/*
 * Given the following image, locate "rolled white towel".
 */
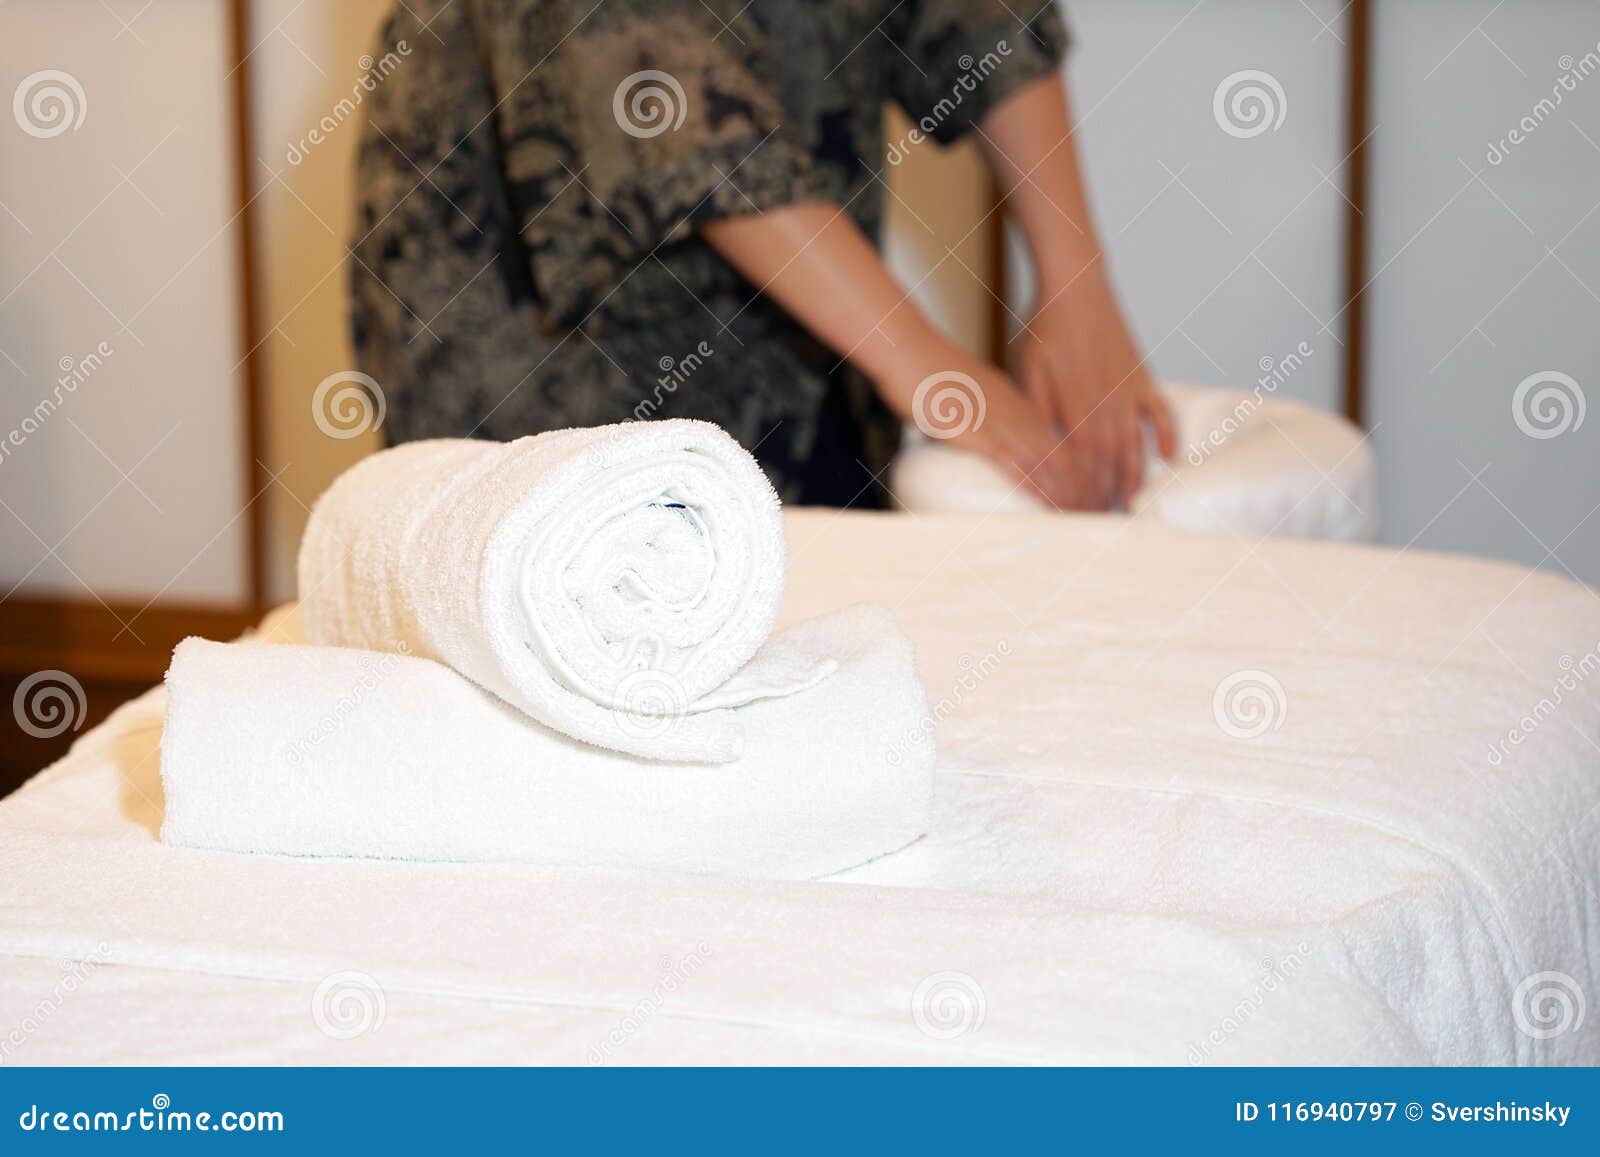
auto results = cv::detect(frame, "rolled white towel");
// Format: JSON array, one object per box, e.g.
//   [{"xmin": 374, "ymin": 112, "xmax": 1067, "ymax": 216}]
[
  {"xmin": 159, "ymin": 606, "xmax": 935, "ymax": 879},
  {"xmin": 298, "ymin": 420, "xmax": 822, "ymax": 763}
]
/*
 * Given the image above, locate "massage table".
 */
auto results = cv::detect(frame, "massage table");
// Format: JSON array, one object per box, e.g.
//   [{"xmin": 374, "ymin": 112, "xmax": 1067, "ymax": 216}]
[
  {"xmin": 1, "ymin": 510, "xmax": 1596, "ymax": 1064},
  {"xmin": 892, "ymin": 382, "xmax": 1379, "ymax": 542}
]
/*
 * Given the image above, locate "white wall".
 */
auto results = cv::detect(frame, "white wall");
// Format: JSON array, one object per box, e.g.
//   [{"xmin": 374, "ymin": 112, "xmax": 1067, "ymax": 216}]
[
  {"xmin": 1011, "ymin": 0, "xmax": 1352, "ymax": 411},
  {"xmin": 0, "ymin": 0, "xmax": 248, "ymax": 604},
  {"xmin": 1366, "ymin": 0, "xmax": 1600, "ymax": 582}
]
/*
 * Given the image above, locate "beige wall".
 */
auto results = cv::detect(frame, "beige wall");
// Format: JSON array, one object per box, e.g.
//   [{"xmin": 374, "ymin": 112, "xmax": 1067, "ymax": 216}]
[
  {"xmin": 1, "ymin": 0, "xmax": 248, "ymax": 604},
  {"xmin": 881, "ymin": 108, "xmax": 996, "ymax": 363},
  {"xmin": 248, "ymin": 0, "xmax": 392, "ymax": 602}
]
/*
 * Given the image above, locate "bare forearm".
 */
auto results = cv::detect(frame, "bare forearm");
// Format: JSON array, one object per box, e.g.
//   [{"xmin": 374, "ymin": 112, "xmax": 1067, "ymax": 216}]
[
  {"xmin": 700, "ymin": 200, "xmax": 1083, "ymax": 507},
  {"xmin": 700, "ymin": 202, "xmax": 948, "ymax": 403},
  {"xmin": 977, "ymin": 73, "xmax": 1103, "ymax": 295},
  {"xmin": 976, "ymin": 70, "xmax": 1175, "ymax": 498}
]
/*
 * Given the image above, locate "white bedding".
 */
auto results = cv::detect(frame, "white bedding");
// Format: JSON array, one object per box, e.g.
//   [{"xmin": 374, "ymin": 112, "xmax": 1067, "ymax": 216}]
[{"xmin": 2, "ymin": 510, "xmax": 1597, "ymax": 1065}]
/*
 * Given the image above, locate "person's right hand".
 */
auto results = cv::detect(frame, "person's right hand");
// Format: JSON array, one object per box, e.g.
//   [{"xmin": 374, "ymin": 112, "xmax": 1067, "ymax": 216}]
[
  {"xmin": 874, "ymin": 347, "xmax": 1089, "ymax": 510},
  {"xmin": 697, "ymin": 205, "xmax": 1094, "ymax": 508}
]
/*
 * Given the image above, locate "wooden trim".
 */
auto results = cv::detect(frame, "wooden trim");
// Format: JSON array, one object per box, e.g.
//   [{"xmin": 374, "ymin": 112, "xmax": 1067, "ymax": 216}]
[
  {"xmin": 1341, "ymin": 0, "xmax": 1372, "ymax": 428},
  {"xmin": 228, "ymin": 0, "xmax": 269, "ymax": 609},
  {"xmin": 0, "ymin": 597, "xmax": 261, "ymax": 685}
]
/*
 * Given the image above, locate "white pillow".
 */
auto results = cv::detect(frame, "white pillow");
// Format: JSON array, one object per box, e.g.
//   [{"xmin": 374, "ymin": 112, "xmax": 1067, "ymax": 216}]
[{"xmin": 889, "ymin": 382, "xmax": 1378, "ymax": 542}]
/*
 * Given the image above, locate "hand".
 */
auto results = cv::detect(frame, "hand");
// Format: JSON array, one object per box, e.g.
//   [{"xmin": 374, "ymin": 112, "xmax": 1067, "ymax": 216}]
[
  {"xmin": 873, "ymin": 344, "xmax": 1087, "ymax": 509},
  {"xmin": 697, "ymin": 202, "xmax": 1112, "ymax": 508},
  {"xmin": 1018, "ymin": 269, "xmax": 1176, "ymax": 509}
]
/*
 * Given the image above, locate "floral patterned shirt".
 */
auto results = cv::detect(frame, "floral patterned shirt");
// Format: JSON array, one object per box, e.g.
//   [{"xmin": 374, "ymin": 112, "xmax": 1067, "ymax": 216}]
[{"xmin": 351, "ymin": 0, "xmax": 1068, "ymax": 504}]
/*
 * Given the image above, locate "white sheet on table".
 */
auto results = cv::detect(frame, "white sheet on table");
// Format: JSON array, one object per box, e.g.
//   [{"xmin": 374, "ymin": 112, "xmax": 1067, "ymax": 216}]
[{"xmin": 1, "ymin": 509, "xmax": 1596, "ymax": 1065}]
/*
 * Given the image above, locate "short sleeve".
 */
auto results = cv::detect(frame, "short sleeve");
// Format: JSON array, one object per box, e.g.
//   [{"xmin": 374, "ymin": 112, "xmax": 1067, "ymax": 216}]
[
  {"xmin": 890, "ymin": 0, "xmax": 1071, "ymax": 145},
  {"xmin": 470, "ymin": 0, "xmax": 835, "ymax": 329}
]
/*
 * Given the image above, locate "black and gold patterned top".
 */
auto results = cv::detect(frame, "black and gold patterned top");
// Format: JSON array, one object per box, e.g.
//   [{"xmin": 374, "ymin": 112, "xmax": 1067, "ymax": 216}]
[{"xmin": 351, "ymin": 0, "xmax": 1068, "ymax": 505}]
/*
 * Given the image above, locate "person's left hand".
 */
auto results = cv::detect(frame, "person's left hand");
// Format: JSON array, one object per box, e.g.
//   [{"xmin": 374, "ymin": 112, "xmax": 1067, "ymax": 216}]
[{"xmin": 1017, "ymin": 269, "xmax": 1176, "ymax": 508}]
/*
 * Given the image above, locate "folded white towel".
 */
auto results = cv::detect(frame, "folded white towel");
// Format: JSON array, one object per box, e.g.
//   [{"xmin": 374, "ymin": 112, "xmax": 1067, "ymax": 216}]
[
  {"xmin": 298, "ymin": 420, "xmax": 819, "ymax": 763},
  {"xmin": 160, "ymin": 606, "xmax": 934, "ymax": 879}
]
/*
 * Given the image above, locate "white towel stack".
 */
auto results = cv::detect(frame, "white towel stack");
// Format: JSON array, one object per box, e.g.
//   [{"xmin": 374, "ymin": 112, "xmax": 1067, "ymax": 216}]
[
  {"xmin": 159, "ymin": 421, "xmax": 935, "ymax": 878},
  {"xmin": 297, "ymin": 421, "xmax": 821, "ymax": 762}
]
